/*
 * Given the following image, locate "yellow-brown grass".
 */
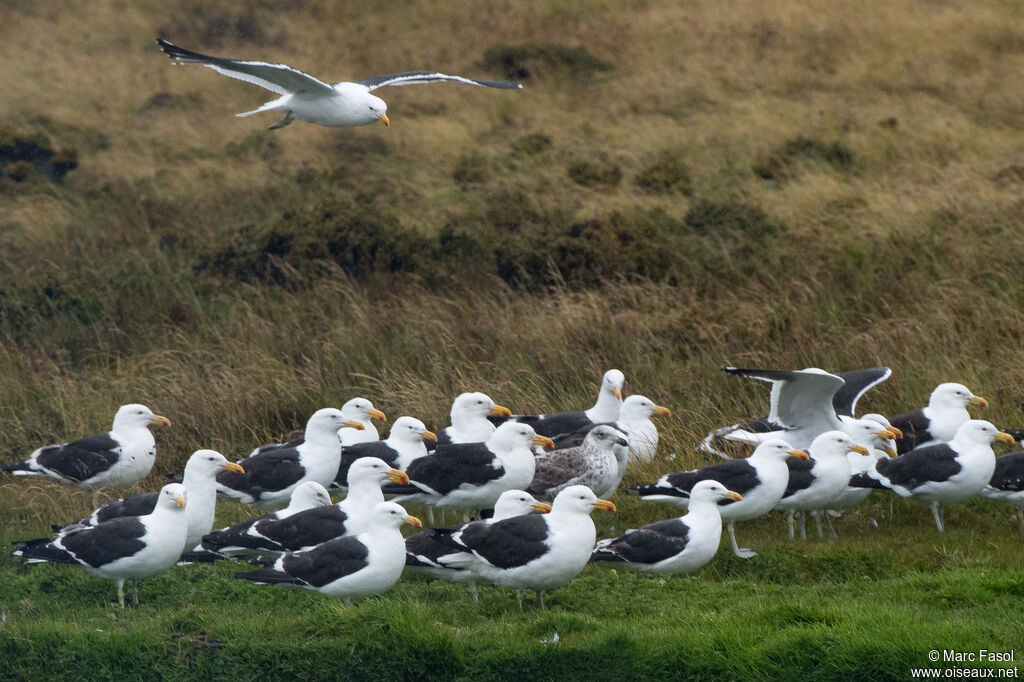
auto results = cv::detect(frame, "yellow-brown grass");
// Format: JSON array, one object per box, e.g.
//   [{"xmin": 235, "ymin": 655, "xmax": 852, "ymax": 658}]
[{"xmin": 2, "ymin": 0, "xmax": 1024, "ymax": 535}]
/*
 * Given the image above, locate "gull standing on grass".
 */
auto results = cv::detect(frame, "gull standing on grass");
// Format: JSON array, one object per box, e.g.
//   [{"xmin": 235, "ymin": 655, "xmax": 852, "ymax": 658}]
[
  {"xmin": 775, "ymin": 431, "xmax": 864, "ymax": 540},
  {"xmin": 591, "ymin": 480, "xmax": 742, "ymax": 574},
  {"xmin": 629, "ymin": 438, "xmax": 807, "ymax": 558},
  {"xmin": 982, "ymin": 441, "xmax": 1024, "ymax": 533},
  {"xmin": 201, "ymin": 458, "xmax": 407, "ymax": 557},
  {"xmin": 13, "ymin": 484, "xmax": 189, "ymax": 608},
  {"xmin": 333, "ymin": 416, "xmax": 437, "ymax": 489},
  {"xmin": 437, "ymin": 485, "xmax": 615, "ymax": 610},
  {"xmin": 887, "ymin": 383, "xmax": 989, "ymax": 454},
  {"xmin": 850, "ymin": 419, "xmax": 1013, "ymax": 531},
  {"xmin": 52, "ymin": 449, "xmax": 243, "ymax": 552},
  {"xmin": 2, "ymin": 404, "xmax": 171, "ymax": 490},
  {"xmin": 234, "ymin": 502, "xmax": 422, "ymax": 603},
  {"xmin": 182, "ymin": 481, "xmax": 332, "ymax": 562},
  {"xmin": 432, "ymin": 393, "xmax": 512, "ymax": 449},
  {"xmin": 549, "ymin": 394, "xmax": 672, "ymax": 461},
  {"xmin": 404, "ymin": 489, "xmax": 551, "ymax": 601},
  {"xmin": 382, "ymin": 422, "xmax": 553, "ymax": 518},
  {"xmin": 528, "ymin": 424, "xmax": 630, "ymax": 500},
  {"xmin": 216, "ymin": 408, "xmax": 362, "ymax": 509},
  {"xmin": 338, "ymin": 398, "xmax": 387, "ymax": 446},
  {"xmin": 490, "ymin": 369, "xmax": 626, "ymax": 441},
  {"xmin": 156, "ymin": 38, "xmax": 522, "ymax": 130}
]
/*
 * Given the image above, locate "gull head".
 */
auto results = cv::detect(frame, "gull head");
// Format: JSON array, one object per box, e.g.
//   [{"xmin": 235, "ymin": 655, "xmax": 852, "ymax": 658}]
[
  {"xmin": 930, "ymin": 382, "xmax": 987, "ymax": 410},
  {"xmin": 367, "ymin": 94, "xmax": 389, "ymax": 127},
  {"xmin": 954, "ymin": 419, "xmax": 1014, "ymax": 447},
  {"xmin": 113, "ymin": 404, "xmax": 171, "ymax": 431}
]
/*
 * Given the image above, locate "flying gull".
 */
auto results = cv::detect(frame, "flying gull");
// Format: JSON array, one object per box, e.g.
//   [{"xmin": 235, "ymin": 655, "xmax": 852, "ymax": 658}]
[{"xmin": 156, "ymin": 38, "xmax": 522, "ymax": 130}]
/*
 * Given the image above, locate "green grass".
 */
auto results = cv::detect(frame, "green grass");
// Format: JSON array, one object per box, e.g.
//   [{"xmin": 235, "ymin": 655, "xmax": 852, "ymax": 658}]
[
  {"xmin": 3, "ymin": 498, "xmax": 1024, "ymax": 680},
  {"xmin": 5, "ymin": 0, "xmax": 1024, "ymax": 677}
]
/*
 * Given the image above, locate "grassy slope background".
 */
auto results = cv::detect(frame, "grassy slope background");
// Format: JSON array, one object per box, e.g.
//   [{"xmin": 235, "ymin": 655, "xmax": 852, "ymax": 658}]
[{"xmin": 2, "ymin": 0, "xmax": 1024, "ymax": 678}]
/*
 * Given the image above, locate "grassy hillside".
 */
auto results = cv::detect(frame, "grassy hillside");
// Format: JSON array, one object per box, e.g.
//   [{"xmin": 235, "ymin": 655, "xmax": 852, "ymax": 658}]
[{"xmin": 3, "ymin": 0, "xmax": 1024, "ymax": 678}]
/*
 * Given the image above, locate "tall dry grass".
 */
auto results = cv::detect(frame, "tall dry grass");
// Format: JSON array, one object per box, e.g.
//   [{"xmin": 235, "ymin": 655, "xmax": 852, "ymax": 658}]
[{"xmin": 2, "ymin": 0, "xmax": 1024, "ymax": 536}]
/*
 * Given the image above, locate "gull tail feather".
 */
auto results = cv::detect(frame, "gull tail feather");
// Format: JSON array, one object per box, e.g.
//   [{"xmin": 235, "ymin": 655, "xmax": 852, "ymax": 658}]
[{"xmin": 236, "ymin": 96, "xmax": 289, "ymax": 118}]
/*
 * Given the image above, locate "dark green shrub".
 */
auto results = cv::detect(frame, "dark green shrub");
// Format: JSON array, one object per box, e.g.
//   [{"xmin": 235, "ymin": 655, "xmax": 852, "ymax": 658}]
[
  {"xmin": 196, "ymin": 198, "xmax": 429, "ymax": 286},
  {"xmin": 137, "ymin": 92, "xmax": 204, "ymax": 114},
  {"xmin": 753, "ymin": 136, "xmax": 856, "ymax": 180},
  {"xmin": 670, "ymin": 200, "xmax": 787, "ymax": 293},
  {"xmin": 482, "ymin": 44, "xmax": 615, "ymax": 82},
  {"xmin": 453, "ymin": 153, "xmax": 491, "ymax": 187},
  {"xmin": 0, "ymin": 129, "xmax": 78, "ymax": 182},
  {"xmin": 567, "ymin": 158, "xmax": 622, "ymax": 187},
  {"xmin": 483, "ymin": 188, "xmax": 548, "ymax": 232},
  {"xmin": 683, "ymin": 200, "xmax": 780, "ymax": 240},
  {"xmin": 224, "ymin": 130, "xmax": 277, "ymax": 160},
  {"xmin": 635, "ymin": 150, "xmax": 692, "ymax": 195},
  {"xmin": 511, "ymin": 132, "xmax": 552, "ymax": 155},
  {"xmin": 494, "ymin": 209, "xmax": 680, "ymax": 288}
]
